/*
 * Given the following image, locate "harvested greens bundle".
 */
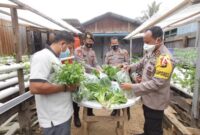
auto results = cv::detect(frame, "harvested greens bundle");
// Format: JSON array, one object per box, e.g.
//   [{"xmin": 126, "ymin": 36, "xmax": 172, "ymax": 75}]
[
  {"xmin": 73, "ymin": 73, "xmax": 127, "ymax": 108},
  {"xmin": 115, "ymin": 70, "xmax": 132, "ymax": 83},
  {"xmin": 102, "ymin": 65, "xmax": 120, "ymax": 80},
  {"xmin": 54, "ymin": 61, "xmax": 85, "ymax": 85}
]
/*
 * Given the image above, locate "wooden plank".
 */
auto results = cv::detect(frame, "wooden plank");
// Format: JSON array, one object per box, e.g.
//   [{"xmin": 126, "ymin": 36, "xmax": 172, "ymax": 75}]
[
  {"xmin": 171, "ymin": 95, "xmax": 192, "ymax": 113},
  {"xmin": 192, "ymin": 21, "xmax": 200, "ymax": 119},
  {"xmin": 0, "ymin": 113, "xmax": 18, "ymax": 128},
  {"xmin": 83, "ymin": 107, "xmax": 88, "ymax": 135},
  {"xmin": 187, "ymin": 127, "xmax": 200, "ymax": 135},
  {"xmin": 0, "ymin": 105, "xmax": 19, "ymax": 125},
  {"xmin": 5, "ymin": 122, "xmax": 19, "ymax": 135},
  {"xmin": 164, "ymin": 107, "xmax": 192, "ymax": 135},
  {"xmin": 84, "ymin": 115, "xmax": 127, "ymax": 122},
  {"xmin": 0, "ymin": 3, "xmax": 22, "ymax": 9},
  {"xmin": 10, "ymin": 8, "xmax": 31, "ymax": 135}
]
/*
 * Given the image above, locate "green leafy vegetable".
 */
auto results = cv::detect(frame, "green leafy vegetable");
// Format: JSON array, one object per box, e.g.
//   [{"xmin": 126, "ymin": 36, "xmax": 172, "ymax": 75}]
[
  {"xmin": 54, "ymin": 61, "xmax": 85, "ymax": 85},
  {"xmin": 73, "ymin": 73, "xmax": 128, "ymax": 108},
  {"xmin": 102, "ymin": 65, "xmax": 120, "ymax": 80}
]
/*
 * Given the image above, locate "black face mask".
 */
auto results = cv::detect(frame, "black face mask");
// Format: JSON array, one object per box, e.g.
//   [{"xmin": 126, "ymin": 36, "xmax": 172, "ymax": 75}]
[
  {"xmin": 85, "ymin": 43, "xmax": 93, "ymax": 48},
  {"xmin": 111, "ymin": 45, "xmax": 119, "ymax": 51}
]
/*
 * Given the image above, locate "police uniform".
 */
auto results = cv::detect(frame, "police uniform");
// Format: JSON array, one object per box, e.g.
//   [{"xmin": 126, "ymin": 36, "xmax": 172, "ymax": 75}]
[
  {"xmin": 74, "ymin": 45, "xmax": 98, "ymax": 73},
  {"xmin": 73, "ymin": 33, "xmax": 99, "ymax": 123},
  {"xmin": 105, "ymin": 47, "xmax": 130, "ymax": 116},
  {"xmin": 105, "ymin": 48, "xmax": 129, "ymax": 66},
  {"xmin": 130, "ymin": 44, "xmax": 174, "ymax": 135}
]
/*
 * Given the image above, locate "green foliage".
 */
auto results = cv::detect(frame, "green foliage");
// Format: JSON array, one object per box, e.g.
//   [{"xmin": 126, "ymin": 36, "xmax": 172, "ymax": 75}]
[
  {"xmin": 73, "ymin": 73, "xmax": 127, "ymax": 108},
  {"xmin": 172, "ymin": 64, "xmax": 196, "ymax": 92},
  {"xmin": 102, "ymin": 65, "xmax": 120, "ymax": 80},
  {"xmin": 54, "ymin": 61, "xmax": 85, "ymax": 85},
  {"xmin": 172, "ymin": 48, "xmax": 197, "ymax": 93},
  {"xmin": 140, "ymin": 1, "xmax": 161, "ymax": 21},
  {"xmin": 173, "ymin": 48, "xmax": 197, "ymax": 67}
]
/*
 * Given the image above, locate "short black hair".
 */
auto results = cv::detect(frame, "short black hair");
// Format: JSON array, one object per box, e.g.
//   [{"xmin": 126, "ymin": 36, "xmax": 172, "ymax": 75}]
[
  {"xmin": 147, "ymin": 26, "xmax": 163, "ymax": 40},
  {"xmin": 53, "ymin": 31, "xmax": 74, "ymax": 44}
]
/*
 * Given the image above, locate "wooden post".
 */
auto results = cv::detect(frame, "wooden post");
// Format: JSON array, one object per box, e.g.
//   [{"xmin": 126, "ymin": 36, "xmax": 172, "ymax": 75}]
[
  {"xmin": 10, "ymin": 8, "xmax": 31, "ymax": 135},
  {"xmin": 83, "ymin": 107, "xmax": 89, "ymax": 135},
  {"xmin": 130, "ymin": 39, "xmax": 132, "ymax": 63},
  {"xmin": 192, "ymin": 21, "xmax": 200, "ymax": 120},
  {"xmin": 183, "ymin": 36, "xmax": 188, "ymax": 48}
]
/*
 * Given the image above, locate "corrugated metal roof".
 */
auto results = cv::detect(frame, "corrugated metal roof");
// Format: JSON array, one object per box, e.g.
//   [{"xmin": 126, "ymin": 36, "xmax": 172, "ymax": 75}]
[
  {"xmin": 82, "ymin": 12, "xmax": 141, "ymax": 26},
  {"xmin": 157, "ymin": 3, "xmax": 200, "ymax": 29},
  {"xmin": 125, "ymin": 0, "xmax": 191, "ymax": 39},
  {"xmin": 0, "ymin": 0, "xmax": 81, "ymax": 33},
  {"xmin": 128, "ymin": 2, "xmax": 200, "ymax": 39},
  {"xmin": 93, "ymin": 33, "xmax": 129, "ymax": 37}
]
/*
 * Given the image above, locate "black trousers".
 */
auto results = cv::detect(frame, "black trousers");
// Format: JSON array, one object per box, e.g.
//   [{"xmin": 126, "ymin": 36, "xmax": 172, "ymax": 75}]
[
  {"xmin": 73, "ymin": 102, "xmax": 93, "ymax": 117},
  {"xmin": 143, "ymin": 105, "xmax": 164, "ymax": 135}
]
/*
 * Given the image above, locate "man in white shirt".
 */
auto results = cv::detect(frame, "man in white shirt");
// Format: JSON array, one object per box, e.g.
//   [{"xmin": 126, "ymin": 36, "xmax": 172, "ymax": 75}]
[{"xmin": 30, "ymin": 32, "xmax": 76, "ymax": 135}]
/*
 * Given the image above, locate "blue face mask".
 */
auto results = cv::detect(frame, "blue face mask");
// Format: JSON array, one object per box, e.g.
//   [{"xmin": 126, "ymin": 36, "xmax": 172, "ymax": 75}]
[{"xmin": 59, "ymin": 48, "xmax": 70, "ymax": 59}]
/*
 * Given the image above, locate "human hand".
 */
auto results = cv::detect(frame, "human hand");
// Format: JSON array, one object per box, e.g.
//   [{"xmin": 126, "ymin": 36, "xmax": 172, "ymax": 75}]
[
  {"xmin": 122, "ymin": 64, "xmax": 131, "ymax": 72},
  {"xmin": 120, "ymin": 83, "xmax": 133, "ymax": 91},
  {"xmin": 65, "ymin": 84, "xmax": 79, "ymax": 92}
]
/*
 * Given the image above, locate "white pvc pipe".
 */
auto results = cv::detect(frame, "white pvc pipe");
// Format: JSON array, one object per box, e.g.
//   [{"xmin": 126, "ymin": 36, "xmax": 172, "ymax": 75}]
[
  {"xmin": 0, "ymin": 71, "xmax": 17, "ymax": 81},
  {"xmin": 0, "ymin": 82, "xmax": 29, "ymax": 100},
  {"xmin": 0, "ymin": 62, "xmax": 30, "ymax": 73},
  {"xmin": 0, "ymin": 103, "xmax": 4, "ymax": 107},
  {"xmin": 0, "ymin": 75, "xmax": 29, "ymax": 90},
  {"xmin": 0, "ymin": 64, "xmax": 24, "ymax": 73}
]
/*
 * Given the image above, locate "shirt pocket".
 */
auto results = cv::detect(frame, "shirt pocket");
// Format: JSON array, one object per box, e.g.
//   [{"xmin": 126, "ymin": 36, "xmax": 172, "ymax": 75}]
[
  {"xmin": 145, "ymin": 63, "xmax": 155, "ymax": 78},
  {"xmin": 118, "ymin": 55, "xmax": 125, "ymax": 60}
]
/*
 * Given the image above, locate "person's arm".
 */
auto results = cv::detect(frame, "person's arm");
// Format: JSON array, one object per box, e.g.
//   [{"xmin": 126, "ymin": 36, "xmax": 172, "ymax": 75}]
[
  {"xmin": 74, "ymin": 48, "xmax": 96, "ymax": 71},
  {"xmin": 93, "ymin": 52, "xmax": 102, "ymax": 71},
  {"xmin": 129, "ymin": 56, "xmax": 145, "ymax": 72},
  {"xmin": 121, "ymin": 55, "xmax": 174, "ymax": 96},
  {"xmin": 29, "ymin": 54, "xmax": 76, "ymax": 95},
  {"xmin": 131, "ymin": 77, "xmax": 167, "ymax": 96},
  {"xmin": 123, "ymin": 50, "xmax": 130, "ymax": 65},
  {"xmin": 30, "ymin": 81, "xmax": 76, "ymax": 94}
]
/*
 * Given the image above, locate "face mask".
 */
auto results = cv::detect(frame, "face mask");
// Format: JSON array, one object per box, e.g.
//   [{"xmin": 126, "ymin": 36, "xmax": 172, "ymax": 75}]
[
  {"xmin": 85, "ymin": 43, "xmax": 93, "ymax": 48},
  {"xmin": 111, "ymin": 45, "xmax": 119, "ymax": 51},
  {"xmin": 59, "ymin": 48, "xmax": 70, "ymax": 58},
  {"xmin": 143, "ymin": 43, "xmax": 156, "ymax": 53}
]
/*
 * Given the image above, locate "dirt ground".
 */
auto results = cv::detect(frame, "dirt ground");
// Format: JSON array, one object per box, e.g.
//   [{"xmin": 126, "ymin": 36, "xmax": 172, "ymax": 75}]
[
  {"xmin": 31, "ymin": 102, "xmax": 144, "ymax": 135},
  {"xmin": 71, "ymin": 102, "xmax": 144, "ymax": 135}
]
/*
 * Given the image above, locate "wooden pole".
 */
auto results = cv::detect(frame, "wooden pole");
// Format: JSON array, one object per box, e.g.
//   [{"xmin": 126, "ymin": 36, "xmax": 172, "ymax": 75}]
[
  {"xmin": 10, "ymin": 8, "xmax": 31, "ymax": 135},
  {"xmin": 192, "ymin": 21, "xmax": 200, "ymax": 120}
]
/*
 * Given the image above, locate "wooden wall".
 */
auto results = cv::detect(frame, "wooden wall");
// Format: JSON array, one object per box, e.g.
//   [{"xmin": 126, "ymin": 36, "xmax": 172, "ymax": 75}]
[
  {"xmin": 0, "ymin": 19, "xmax": 27, "ymax": 56},
  {"xmin": 164, "ymin": 33, "xmax": 196, "ymax": 48},
  {"xmin": 84, "ymin": 16, "xmax": 138, "ymax": 33},
  {"xmin": 93, "ymin": 37, "xmax": 143, "ymax": 65}
]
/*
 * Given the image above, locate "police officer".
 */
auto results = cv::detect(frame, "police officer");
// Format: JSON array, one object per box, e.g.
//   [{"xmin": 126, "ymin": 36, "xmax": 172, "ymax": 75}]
[
  {"xmin": 105, "ymin": 37, "xmax": 129, "ymax": 116},
  {"xmin": 74, "ymin": 32, "xmax": 101, "ymax": 127},
  {"xmin": 121, "ymin": 26, "xmax": 174, "ymax": 135},
  {"xmin": 105, "ymin": 37, "xmax": 129, "ymax": 67}
]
